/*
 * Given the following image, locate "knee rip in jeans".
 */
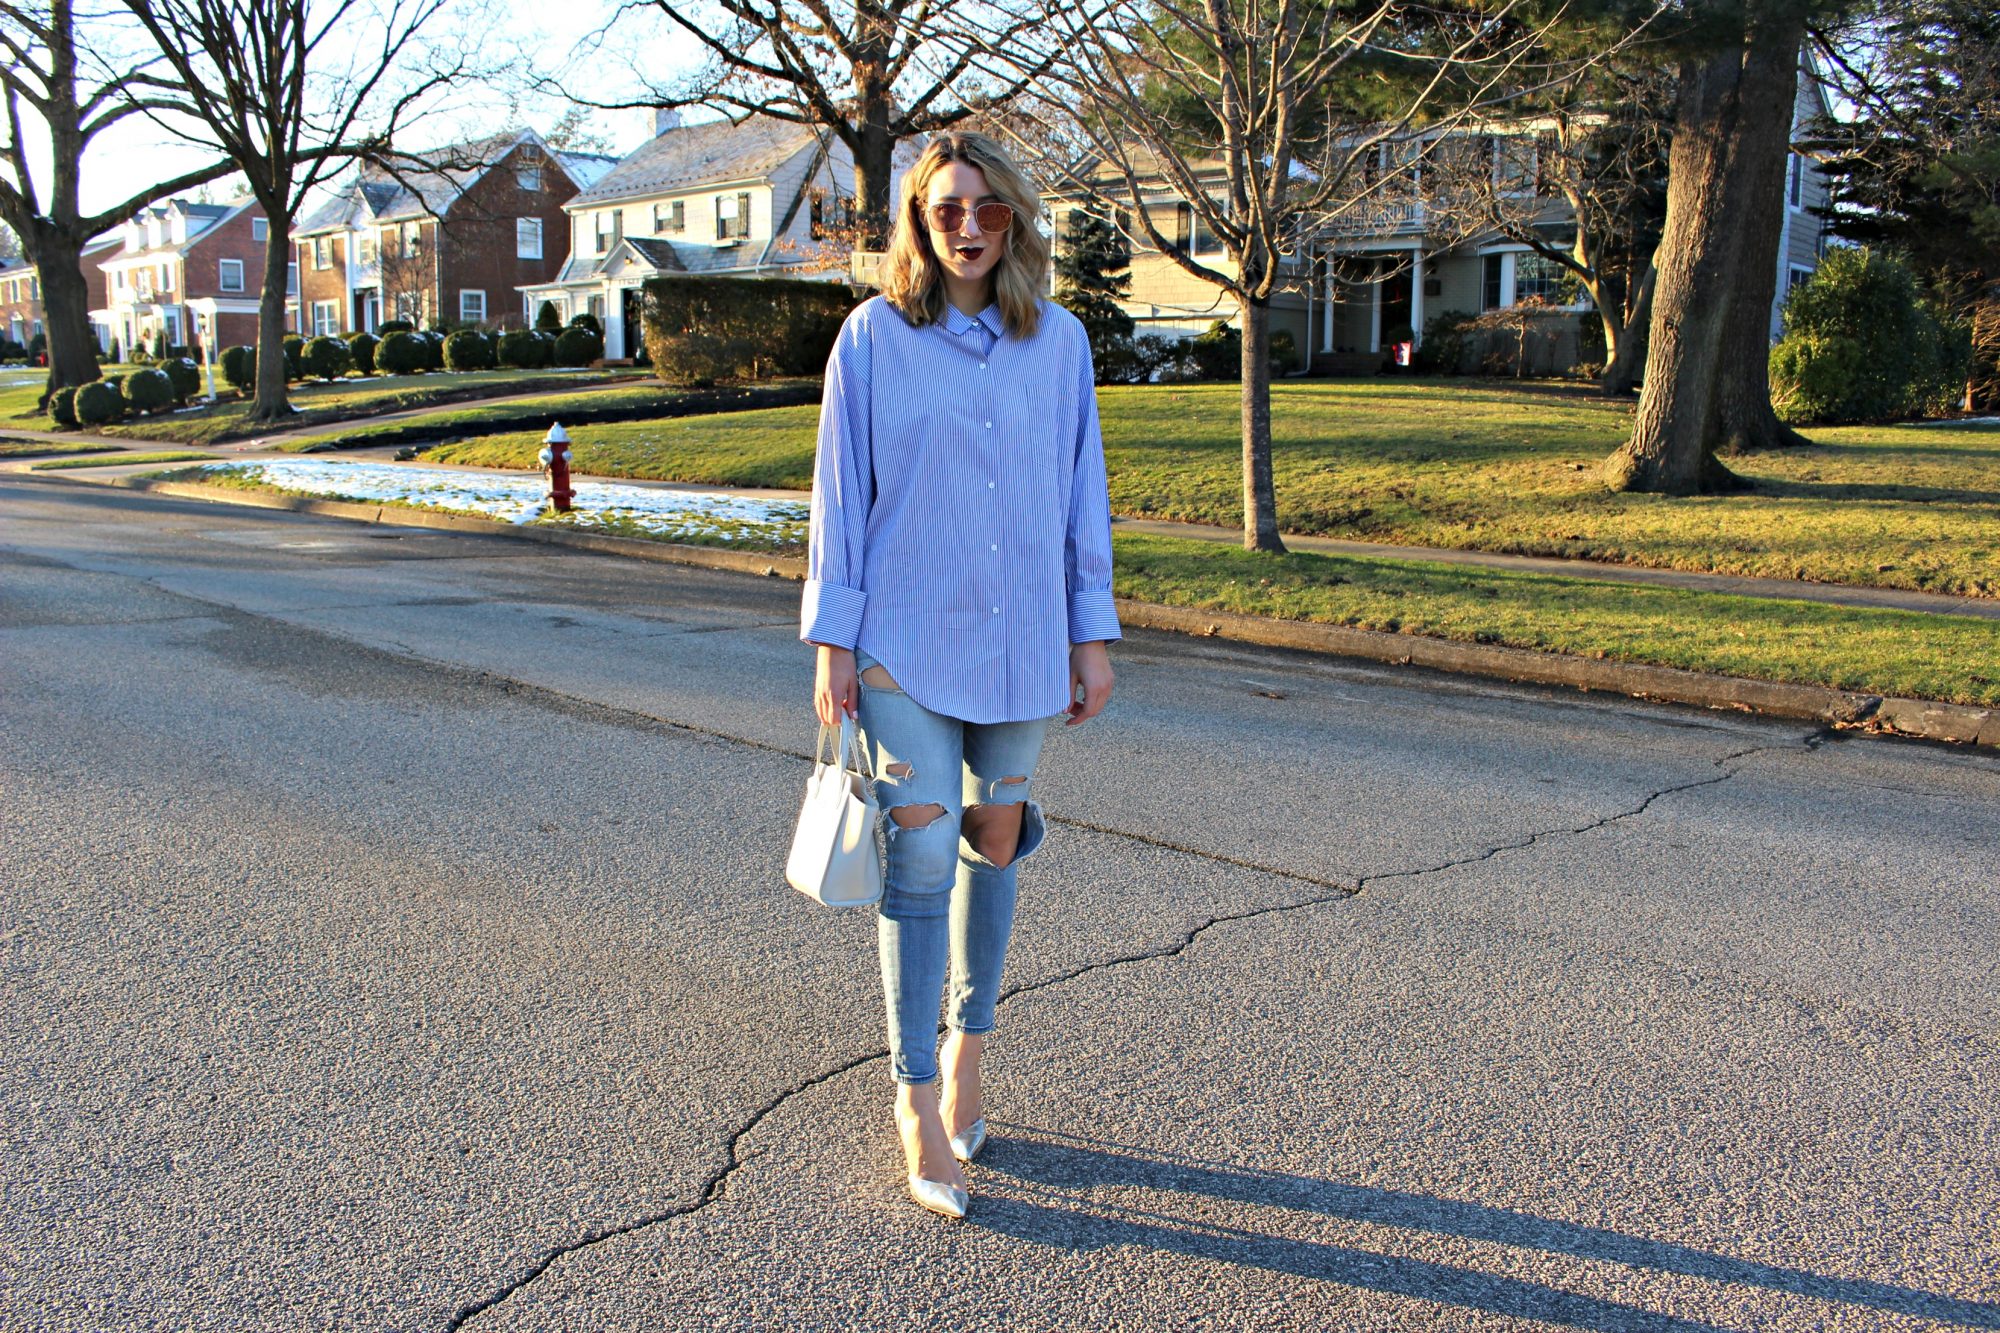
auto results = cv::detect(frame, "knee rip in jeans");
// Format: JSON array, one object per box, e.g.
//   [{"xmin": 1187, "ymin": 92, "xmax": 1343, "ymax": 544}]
[
  {"xmin": 965, "ymin": 777, "xmax": 1029, "ymax": 867},
  {"xmin": 885, "ymin": 800, "xmax": 948, "ymax": 838}
]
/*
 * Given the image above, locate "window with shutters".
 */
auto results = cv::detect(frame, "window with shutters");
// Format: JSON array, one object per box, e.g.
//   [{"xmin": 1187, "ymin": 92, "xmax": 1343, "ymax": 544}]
[
  {"xmin": 716, "ymin": 191, "xmax": 751, "ymax": 240},
  {"xmin": 654, "ymin": 200, "xmax": 684, "ymax": 233}
]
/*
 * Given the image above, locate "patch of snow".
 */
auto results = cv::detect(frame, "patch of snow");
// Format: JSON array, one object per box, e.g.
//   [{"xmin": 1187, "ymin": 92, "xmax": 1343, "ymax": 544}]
[
  {"xmin": 1909, "ymin": 416, "xmax": 2000, "ymax": 428},
  {"xmin": 189, "ymin": 459, "xmax": 808, "ymax": 545}
]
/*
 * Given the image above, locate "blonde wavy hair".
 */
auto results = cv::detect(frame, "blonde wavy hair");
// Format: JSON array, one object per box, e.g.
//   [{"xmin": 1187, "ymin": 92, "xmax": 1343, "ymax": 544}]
[{"xmin": 879, "ymin": 131, "xmax": 1050, "ymax": 339}]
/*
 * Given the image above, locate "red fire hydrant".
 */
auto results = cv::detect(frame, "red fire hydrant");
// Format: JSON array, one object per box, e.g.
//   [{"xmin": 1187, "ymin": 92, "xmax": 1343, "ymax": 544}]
[{"xmin": 538, "ymin": 423, "xmax": 575, "ymax": 514}]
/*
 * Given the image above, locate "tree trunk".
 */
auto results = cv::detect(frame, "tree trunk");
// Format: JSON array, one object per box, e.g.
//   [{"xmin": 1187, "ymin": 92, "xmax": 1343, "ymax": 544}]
[
  {"xmin": 1601, "ymin": 263, "xmax": 1655, "ymax": 396},
  {"xmin": 23, "ymin": 223, "xmax": 101, "ymax": 405},
  {"xmin": 852, "ymin": 83, "xmax": 897, "ymax": 251},
  {"xmin": 1603, "ymin": 9, "xmax": 1806, "ymax": 494},
  {"xmin": 252, "ymin": 205, "xmax": 295, "ymax": 423},
  {"xmin": 1239, "ymin": 295, "xmax": 1284, "ymax": 552}
]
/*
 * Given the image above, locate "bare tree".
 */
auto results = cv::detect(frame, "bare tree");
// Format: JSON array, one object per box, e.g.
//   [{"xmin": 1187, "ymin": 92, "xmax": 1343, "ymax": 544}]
[
  {"xmin": 970, "ymin": 0, "xmax": 1640, "ymax": 552},
  {"xmin": 548, "ymin": 0, "xmax": 1070, "ymax": 248},
  {"xmin": 1438, "ymin": 67, "xmax": 1675, "ymax": 394},
  {"xmin": 118, "ymin": 0, "xmax": 484, "ymax": 422},
  {"xmin": 0, "ymin": 1, "xmax": 236, "ymax": 403}
]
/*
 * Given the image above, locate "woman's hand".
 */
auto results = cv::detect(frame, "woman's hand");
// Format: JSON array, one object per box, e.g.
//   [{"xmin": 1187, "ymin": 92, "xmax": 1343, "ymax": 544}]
[
  {"xmin": 1065, "ymin": 641, "xmax": 1114, "ymax": 726},
  {"xmin": 814, "ymin": 643, "xmax": 859, "ymax": 727}
]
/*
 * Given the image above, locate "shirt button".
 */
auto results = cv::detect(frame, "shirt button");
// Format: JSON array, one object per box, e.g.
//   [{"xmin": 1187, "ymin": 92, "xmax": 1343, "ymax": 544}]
[
  {"xmin": 987, "ymin": 480, "xmax": 995, "ymax": 489},
  {"xmin": 990, "ymin": 543, "xmax": 997, "ymax": 551},
  {"xmin": 979, "ymin": 362, "xmax": 987, "ymax": 370},
  {"xmin": 991, "ymin": 606, "xmax": 999, "ymax": 614},
  {"xmin": 984, "ymin": 420, "xmax": 993, "ymax": 429}
]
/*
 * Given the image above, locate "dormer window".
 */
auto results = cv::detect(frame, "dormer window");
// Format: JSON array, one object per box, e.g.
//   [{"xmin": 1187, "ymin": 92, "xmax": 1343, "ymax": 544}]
[
  {"xmin": 715, "ymin": 191, "xmax": 750, "ymax": 240},
  {"xmin": 517, "ymin": 142, "xmax": 543, "ymax": 191},
  {"xmin": 653, "ymin": 200, "xmax": 684, "ymax": 234}
]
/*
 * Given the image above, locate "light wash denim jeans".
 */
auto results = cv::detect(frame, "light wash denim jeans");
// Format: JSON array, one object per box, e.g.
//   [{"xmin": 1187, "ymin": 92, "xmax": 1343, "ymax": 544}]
[{"xmin": 853, "ymin": 644, "xmax": 1056, "ymax": 1086}]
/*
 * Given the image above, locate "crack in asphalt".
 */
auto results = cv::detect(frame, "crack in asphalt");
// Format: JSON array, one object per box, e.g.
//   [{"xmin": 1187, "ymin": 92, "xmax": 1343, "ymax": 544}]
[{"xmin": 447, "ymin": 731, "xmax": 1830, "ymax": 1328}]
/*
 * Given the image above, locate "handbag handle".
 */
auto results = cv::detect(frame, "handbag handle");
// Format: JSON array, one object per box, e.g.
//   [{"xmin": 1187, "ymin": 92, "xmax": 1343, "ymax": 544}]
[{"xmin": 816, "ymin": 713, "xmax": 877, "ymax": 784}]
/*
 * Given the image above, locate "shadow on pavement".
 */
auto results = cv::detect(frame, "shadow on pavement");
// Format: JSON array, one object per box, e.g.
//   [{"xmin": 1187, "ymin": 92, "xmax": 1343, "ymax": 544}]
[{"xmin": 974, "ymin": 1125, "xmax": 1999, "ymax": 1331}]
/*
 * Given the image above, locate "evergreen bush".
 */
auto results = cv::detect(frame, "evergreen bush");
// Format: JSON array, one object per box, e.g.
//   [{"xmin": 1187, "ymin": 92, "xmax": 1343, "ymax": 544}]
[
  {"xmin": 377, "ymin": 318, "xmax": 416, "ymax": 334},
  {"xmin": 302, "ymin": 335, "xmax": 353, "ymax": 381},
  {"xmin": 1189, "ymin": 320, "xmax": 1242, "ymax": 380},
  {"xmin": 221, "ymin": 344, "xmax": 256, "ymax": 390},
  {"xmin": 1769, "ymin": 247, "xmax": 1972, "ymax": 423},
  {"xmin": 74, "ymin": 380, "xmax": 124, "ymax": 425},
  {"xmin": 376, "ymin": 331, "xmax": 425, "ymax": 375},
  {"xmin": 344, "ymin": 331, "xmax": 379, "ymax": 375},
  {"xmin": 1053, "ymin": 210, "xmax": 1138, "ymax": 384},
  {"xmin": 553, "ymin": 324, "xmax": 603, "ymax": 367},
  {"xmin": 162, "ymin": 356, "xmax": 201, "ymax": 403},
  {"xmin": 535, "ymin": 300, "xmax": 564, "ymax": 333},
  {"xmin": 443, "ymin": 329, "xmax": 496, "ymax": 371},
  {"xmin": 125, "ymin": 367, "xmax": 173, "ymax": 413},
  {"xmin": 498, "ymin": 328, "xmax": 551, "ymax": 369},
  {"xmin": 567, "ymin": 311, "xmax": 603, "ymax": 337},
  {"xmin": 48, "ymin": 384, "xmax": 79, "ymax": 428},
  {"xmin": 640, "ymin": 275, "xmax": 861, "ymax": 384},
  {"xmin": 282, "ymin": 335, "xmax": 305, "ymax": 381}
]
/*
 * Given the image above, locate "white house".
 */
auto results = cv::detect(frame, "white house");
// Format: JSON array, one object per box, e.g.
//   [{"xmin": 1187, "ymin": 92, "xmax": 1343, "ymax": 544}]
[{"xmin": 522, "ymin": 111, "xmax": 915, "ymax": 360}]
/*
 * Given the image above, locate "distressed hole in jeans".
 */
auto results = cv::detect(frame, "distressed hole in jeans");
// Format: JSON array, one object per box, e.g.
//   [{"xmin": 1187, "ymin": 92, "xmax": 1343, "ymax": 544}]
[
  {"xmin": 888, "ymin": 802, "xmax": 947, "ymax": 829},
  {"xmin": 861, "ymin": 664, "xmax": 901, "ymax": 690},
  {"xmin": 886, "ymin": 761, "xmax": 913, "ymax": 778}
]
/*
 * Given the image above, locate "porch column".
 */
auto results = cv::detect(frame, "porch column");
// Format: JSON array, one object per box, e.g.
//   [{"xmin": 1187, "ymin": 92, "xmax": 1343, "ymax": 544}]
[{"xmin": 1409, "ymin": 249, "xmax": 1425, "ymax": 346}]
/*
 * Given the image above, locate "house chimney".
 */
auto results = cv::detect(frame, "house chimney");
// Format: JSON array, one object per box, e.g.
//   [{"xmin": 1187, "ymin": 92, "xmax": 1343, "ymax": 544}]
[{"xmin": 654, "ymin": 108, "xmax": 681, "ymax": 137}]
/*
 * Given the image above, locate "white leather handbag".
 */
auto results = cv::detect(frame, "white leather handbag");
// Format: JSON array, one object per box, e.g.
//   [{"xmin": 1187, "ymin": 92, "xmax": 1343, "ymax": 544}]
[{"xmin": 785, "ymin": 714, "xmax": 884, "ymax": 908}]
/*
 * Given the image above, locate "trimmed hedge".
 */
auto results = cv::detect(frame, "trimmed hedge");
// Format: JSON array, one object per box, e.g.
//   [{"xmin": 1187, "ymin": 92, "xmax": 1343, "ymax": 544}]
[
  {"xmin": 282, "ymin": 335, "xmax": 305, "ymax": 381},
  {"xmin": 534, "ymin": 301, "xmax": 563, "ymax": 333},
  {"xmin": 221, "ymin": 344, "xmax": 256, "ymax": 390},
  {"xmin": 640, "ymin": 275, "xmax": 863, "ymax": 385},
  {"xmin": 48, "ymin": 385, "xmax": 79, "ymax": 429},
  {"xmin": 125, "ymin": 367, "xmax": 173, "ymax": 414},
  {"xmin": 498, "ymin": 328, "xmax": 552, "ymax": 369},
  {"xmin": 302, "ymin": 335, "xmax": 353, "ymax": 381},
  {"xmin": 567, "ymin": 311, "xmax": 603, "ymax": 337},
  {"xmin": 418, "ymin": 331, "xmax": 444, "ymax": 372},
  {"xmin": 75, "ymin": 380, "xmax": 125, "ymax": 426},
  {"xmin": 376, "ymin": 331, "xmax": 425, "ymax": 375},
  {"xmin": 345, "ymin": 330, "xmax": 379, "ymax": 375},
  {"xmin": 377, "ymin": 319, "xmax": 416, "ymax": 334},
  {"xmin": 163, "ymin": 356, "xmax": 201, "ymax": 403},
  {"xmin": 553, "ymin": 325, "xmax": 603, "ymax": 367},
  {"xmin": 443, "ymin": 329, "xmax": 496, "ymax": 371}
]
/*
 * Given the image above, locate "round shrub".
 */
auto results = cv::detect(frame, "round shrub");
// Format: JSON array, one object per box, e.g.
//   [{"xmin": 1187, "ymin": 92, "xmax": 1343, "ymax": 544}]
[
  {"xmin": 418, "ymin": 331, "xmax": 445, "ymax": 371},
  {"xmin": 567, "ymin": 311, "xmax": 603, "ymax": 337},
  {"xmin": 498, "ymin": 328, "xmax": 551, "ymax": 369},
  {"xmin": 554, "ymin": 325, "xmax": 603, "ymax": 367},
  {"xmin": 1769, "ymin": 247, "xmax": 1972, "ymax": 424},
  {"xmin": 48, "ymin": 385, "xmax": 79, "ymax": 429},
  {"xmin": 74, "ymin": 380, "xmax": 125, "ymax": 426},
  {"xmin": 301, "ymin": 335, "xmax": 353, "ymax": 381},
  {"xmin": 376, "ymin": 330, "xmax": 425, "ymax": 375},
  {"xmin": 282, "ymin": 335, "xmax": 306, "ymax": 381},
  {"xmin": 221, "ymin": 344, "xmax": 256, "ymax": 391},
  {"xmin": 124, "ymin": 367, "xmax": 173, "ymax": 414},
  {"xmin": 443, "ymin": 329, "xmax": 496, "ymax": 371},
  {"xmin": 377, "ymin": 319, "xmax": 415, "ymax": 334},
  {"xmin": 344, "ymin": 330, "xmax": 379, "ymax": 375},
  {"xmin": 163, "ymin": 356, "xmax": 201, "ymax": 403}
]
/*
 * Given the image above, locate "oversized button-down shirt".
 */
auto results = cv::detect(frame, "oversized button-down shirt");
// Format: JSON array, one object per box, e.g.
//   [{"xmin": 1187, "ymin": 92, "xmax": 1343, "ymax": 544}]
[{"xmin": 799, "ymin": 294, "xmax": 1122, "ymax": 723}]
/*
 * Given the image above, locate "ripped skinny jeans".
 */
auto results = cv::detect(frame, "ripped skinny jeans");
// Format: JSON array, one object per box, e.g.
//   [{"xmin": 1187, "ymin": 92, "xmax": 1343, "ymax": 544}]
[{"xmin": 853, "ymin": 644, "xmax": 1055, "ymax": 1086}]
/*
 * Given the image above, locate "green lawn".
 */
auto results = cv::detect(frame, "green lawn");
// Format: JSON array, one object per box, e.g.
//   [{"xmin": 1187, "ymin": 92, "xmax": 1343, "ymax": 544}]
[
  {"xmin": 423, "ymin": 378, "xmax": 2000, "ymax": 599},
  {"xmin": 30, "ymin": 449, "xmax": 218, "ymax": 470},
  {"xmin": 2, "ymin": 368, "xmax": 642, "ymax": 445},
  {"xmin": 0, "ymin": 436, "xmax": 116, "ymax": 458}
]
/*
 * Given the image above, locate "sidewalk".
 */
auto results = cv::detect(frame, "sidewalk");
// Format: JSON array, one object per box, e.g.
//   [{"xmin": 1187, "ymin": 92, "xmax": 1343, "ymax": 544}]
[{"xmin": 12, "ymin": 442, "xmax": 1999, "ymax": 623}]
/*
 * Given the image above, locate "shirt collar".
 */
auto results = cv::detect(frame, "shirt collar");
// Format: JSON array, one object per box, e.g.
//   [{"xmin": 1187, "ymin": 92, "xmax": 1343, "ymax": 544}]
[{"xmin": 941, "ymin": 301, "xmax": 1005, "ymax": 338}]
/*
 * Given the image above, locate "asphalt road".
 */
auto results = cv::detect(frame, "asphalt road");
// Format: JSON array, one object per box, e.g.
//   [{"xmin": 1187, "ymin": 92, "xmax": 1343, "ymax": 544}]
[{"xmin": 3, "ymin": 473, "xmax": 1995, "ymax": 1332}]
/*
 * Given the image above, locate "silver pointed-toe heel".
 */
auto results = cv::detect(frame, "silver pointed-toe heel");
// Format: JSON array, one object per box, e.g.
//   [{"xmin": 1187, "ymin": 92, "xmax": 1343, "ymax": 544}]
[
  {"xmin": 907, "ymin": 1173, "xmax": 970, "ymax": 1219},
  {"xmin": 948, "ymin": 1118, "xmax": 987, "ymax": 1164}
]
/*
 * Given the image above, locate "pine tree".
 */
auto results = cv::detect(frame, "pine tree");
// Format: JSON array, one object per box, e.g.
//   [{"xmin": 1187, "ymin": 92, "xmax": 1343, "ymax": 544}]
[{"xmin": 1053, "ymin": 210, "xmax": 1136, "ymax": 380}]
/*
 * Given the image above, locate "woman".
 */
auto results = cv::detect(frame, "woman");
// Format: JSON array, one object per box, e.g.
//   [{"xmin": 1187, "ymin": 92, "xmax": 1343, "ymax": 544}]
[{"xmin": 801, "ymin": 131, "xmax": 1120, "ymax": 1220}]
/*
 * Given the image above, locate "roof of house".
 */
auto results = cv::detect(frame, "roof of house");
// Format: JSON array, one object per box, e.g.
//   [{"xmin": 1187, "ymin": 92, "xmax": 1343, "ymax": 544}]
[
  {"xmin": 568, "ymin": 115, "xmax": 821, "ymax": 209},
  {"xmin": 623, "ymin": 237, "xmax": 686, "ymax": 271},
  {"xmin": 296, "ymin": 127, "xmax": 598, "ymax": 234},
  {"xmin": 102, "ymin": 197, "xmax": 254, "ymax": 262}
]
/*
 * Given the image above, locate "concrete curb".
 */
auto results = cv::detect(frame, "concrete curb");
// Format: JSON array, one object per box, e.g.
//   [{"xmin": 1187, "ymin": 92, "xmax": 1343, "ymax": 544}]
[{"xmin": 59, "ymin": 471, "xmax": 2000, "ymax": 751}]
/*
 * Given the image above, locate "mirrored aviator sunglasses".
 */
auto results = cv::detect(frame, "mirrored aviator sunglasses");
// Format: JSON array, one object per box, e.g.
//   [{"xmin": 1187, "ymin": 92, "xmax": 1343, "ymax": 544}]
[{"xmin": 923, "ymin": 201, "xmax": 1015, "ymax": 233}]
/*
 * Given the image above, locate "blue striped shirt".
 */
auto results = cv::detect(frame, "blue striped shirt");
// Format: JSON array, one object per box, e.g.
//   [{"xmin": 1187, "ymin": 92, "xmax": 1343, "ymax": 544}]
[{"xmin": 799, "ymin": 294, "xmax": 1122, "ymax": 723}]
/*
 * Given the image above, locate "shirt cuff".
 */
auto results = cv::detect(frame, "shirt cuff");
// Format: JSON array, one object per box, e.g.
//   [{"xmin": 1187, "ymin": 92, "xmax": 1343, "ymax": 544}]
[
  {"xmin": 800, "ymin": 579, "xmax": 867, "ymax": 649},
  {"xmin": 1067, "ymin": 588, "xmax": 1122, "ymax": 645}
]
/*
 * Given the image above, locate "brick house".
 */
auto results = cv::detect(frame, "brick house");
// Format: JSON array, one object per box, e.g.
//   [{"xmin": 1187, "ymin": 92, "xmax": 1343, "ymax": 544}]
[
  {"xmin": 522, "ymin": 111, "xmax": 915, "ymax": 360},
  {"xmin": 4, "ymin": 237, "xmax": 120, "ymax": 353},
  {"xmin": 292, "ymin": 128, "xmax": 616, "ymax": 337},
  {"xmin": 92, "ymin": 197, "xmax": 279, "ymax": 358}
]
